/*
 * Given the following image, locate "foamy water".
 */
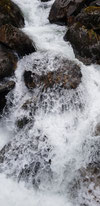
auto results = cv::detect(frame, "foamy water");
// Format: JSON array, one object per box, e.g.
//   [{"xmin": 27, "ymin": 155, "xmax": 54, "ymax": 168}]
[{"xmin": 0, "ymin": 0, "xmax": 100, "ymax": 205}]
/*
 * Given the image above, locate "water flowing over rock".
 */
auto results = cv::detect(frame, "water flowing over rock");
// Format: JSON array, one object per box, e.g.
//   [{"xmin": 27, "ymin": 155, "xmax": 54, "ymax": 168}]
[
  {"xmin": 0, "ymin": 24, "xmax": 36, "ymax": 57},
  {"xmin": 0, "ymin": 0, "xmax": 100, "ymax": 205},
  {"xmin": 0, "ymin": 0, "xmax": 24, "ymax": 28},
  {"xmin": 24, "ymin": 56, "xmax": 82, "ymax": 91}
]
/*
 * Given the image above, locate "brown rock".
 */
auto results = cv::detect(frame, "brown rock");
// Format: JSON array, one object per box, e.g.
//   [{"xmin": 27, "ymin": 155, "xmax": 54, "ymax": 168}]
[
  {"xmin": 0, "ymin": 0, "xmax": 24, "ymax": 28},
  {"xmin": 76, "ymin": 6, "xmax": 100, "ymax": 31},
  {"xmin": 49, "ymin": 0, "xmax": 94, "ymax": 25},
  {"xmin": 24, "ymin": 58, "xmax": 82, "ymax": 91},
  {"xmin": 0, "ymin": 24, "xmax": 36, "ymax": 57},
  {"xmin": 65, "ymin": 22, "xmax": 100, "ymax": 64},
  {"xmin": 0, "ymin": 43, "xmax": 17, "ymax": 79}
]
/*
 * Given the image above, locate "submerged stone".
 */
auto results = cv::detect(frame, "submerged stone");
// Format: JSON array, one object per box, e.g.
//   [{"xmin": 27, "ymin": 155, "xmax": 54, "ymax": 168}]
[{"xmin": 24, "ymin": 57, "xmax": 82, "ymax": 91}]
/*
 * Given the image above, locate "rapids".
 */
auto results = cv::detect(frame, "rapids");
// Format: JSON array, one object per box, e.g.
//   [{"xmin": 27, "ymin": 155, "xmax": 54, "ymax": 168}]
[{"xmin": 0, "ymin": 0, "xmax": 100, "ymax": 205}]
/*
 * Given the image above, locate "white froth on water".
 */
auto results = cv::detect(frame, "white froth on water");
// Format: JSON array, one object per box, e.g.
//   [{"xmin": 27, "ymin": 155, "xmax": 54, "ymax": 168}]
[
  {"xmin": 0, "ymin": 0, "xmax": 100, "ymax": 205},
  {"xmin": 13, "ymin": 0, "xmax": 74, "ymax": 58},
  {"xmin": 0, "ymin": 174, "xmax": 72, "ymax": 206}
]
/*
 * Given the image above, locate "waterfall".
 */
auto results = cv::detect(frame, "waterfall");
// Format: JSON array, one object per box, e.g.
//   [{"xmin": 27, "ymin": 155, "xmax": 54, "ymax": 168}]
[{"xmin": 0, "ymin": 0, "xmax": 100, "ymax": 205}]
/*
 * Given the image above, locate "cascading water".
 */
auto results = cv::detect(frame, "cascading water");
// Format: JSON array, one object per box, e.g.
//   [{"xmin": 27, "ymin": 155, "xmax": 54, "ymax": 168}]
[{"xmin": 0, "ymin": 0, "xmax": 100, "ymax": 205}]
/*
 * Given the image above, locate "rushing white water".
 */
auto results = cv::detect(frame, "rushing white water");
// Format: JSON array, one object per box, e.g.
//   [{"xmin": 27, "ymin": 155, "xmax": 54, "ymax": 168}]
[{"xmin": 0, "ymin": 0, "xmax": 100, "ymax": 205}]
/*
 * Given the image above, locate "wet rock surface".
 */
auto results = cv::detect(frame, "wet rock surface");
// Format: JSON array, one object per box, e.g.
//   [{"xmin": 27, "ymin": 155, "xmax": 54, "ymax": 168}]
[
  {"xmin": 0, "ymin": 80, "xmax": 15, "ymax": 113},
  {"xmin": 0, "ymin": 43, "xmax": 17, "ymax": 79},
  {"xmin": 0, "ymin": 24, "xmax": 36, "ymax": 57},
  {"xmin": 48, "ymin": 0, "xmax": 93, "ymax": 25},
  {"xmin": 0, "ymin": 0, "xmax": 24, "ymax": 28},
  {"xmin": 76, "ymin": 6, "xmax": 100, "ymax": 31},
  {"xmin": 0, "ymin": 130, "xmax": 52, "ymax": 187},
  {"xmin": 0, "ymin": 43, "xmax": 17, "ymax": 113},
  {"xmin": 49, "ymin": 0, "xmax": 100, "ymax": 64},
  {"xmin": 65, "ymin": 22, "xmax": 100, "ymax": 64},
  {"xmin": 64, "ymin": 4, "xmax": 100, "ymax": 64},
  {"xmin": 24, "ymin": 58, "xmax": 82, "ymax": 91}
]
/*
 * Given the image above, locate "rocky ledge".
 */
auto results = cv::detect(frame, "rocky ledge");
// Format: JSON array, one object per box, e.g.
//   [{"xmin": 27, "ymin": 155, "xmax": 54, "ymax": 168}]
[
  {"xmin": 24, "ymin": 58, "xmax": 82, "ymax": 91},
  {"xmin": 49, "ymin": 0, "xmax": 100, "ymax": 64},
  {"xmin": 0, "ymin": 0, "xmax": 36, "ymax": 113}
]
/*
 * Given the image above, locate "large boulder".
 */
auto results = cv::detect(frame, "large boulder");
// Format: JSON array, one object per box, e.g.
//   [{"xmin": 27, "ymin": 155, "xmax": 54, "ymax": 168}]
[
  {"xmin": 0, "ymin": 43, "xmax": 17, "ymax": 79},
  {"xmin": 0, "ymin": 0, "xmax": 24, "ymax": 28},
  {"xmin": 0, "ymin": 80, "xmax": 15, "ymax": 113},
  {"xmin": 0, "ymin": 24, "xmax": 36, "ymax": 57},
  {"xmin": 65, "ymin": 22, "xmax": 100, "ymax": 64},
  {"xmin": 49, "ymin": 0, "xmax": 94, "ymax": 25},
  {"xmin": 24, "ymin": 58, "xmax": 82, "ymax": 90}
]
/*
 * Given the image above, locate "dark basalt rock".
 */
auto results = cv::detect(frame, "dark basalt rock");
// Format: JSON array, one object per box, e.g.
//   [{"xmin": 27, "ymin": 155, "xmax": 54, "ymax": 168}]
[
  {"xmin": 0, "ymin": 43, "xmax": 17, "ymax": 79},
  {"xmin": 0, "ymin": 24, "xmax": 36, "ymax": 57},
  {"xmin": 76, "ymin": 6, "xmax": 100, "ymax": 31},
  {"xmin": 48, "ymin": 0, "xmax": 95, "ymax": 25},
  {"xmin": 0, "ymin": 80, "xmax": 15, "ymax": 113},
  {"xmin": 65, "ymin": 22, "xmax": 100, "ymax": 64},
  {"xmin": 0, "ymin": 0, "xmax": 24, "ymax": 28},
  {"xmin": 24, "ymin": 59, "xmax": 82, "ymax": 91}
]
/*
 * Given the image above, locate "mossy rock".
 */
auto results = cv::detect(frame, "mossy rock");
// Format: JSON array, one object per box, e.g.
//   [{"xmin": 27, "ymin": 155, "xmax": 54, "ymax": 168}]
[
  {"xmin": 24, "ymin": 58, "xmax": 82, "ymax": 91},
  {"xmin": 65, "ymin": 22, "xmax": 100, "ymax": 64},
  {"xmin": 0, "ymin": 24, "xmax": 36, "ymax": 57},
  {"xmin": 85, "ymin": 6, "xmax": 100, "ymax": 13},
  {"xmin": 76, "ymin": 6, "xmax": 100, "ymax": 30},
  {"xmin": 0, "ymin": 0, "xmax": 24, "ymax": 28}
]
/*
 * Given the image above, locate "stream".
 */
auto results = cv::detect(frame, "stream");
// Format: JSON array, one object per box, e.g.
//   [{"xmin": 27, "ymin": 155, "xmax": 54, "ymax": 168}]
[{"xmin": 0, "ymin": 0, "xmax": 100, "ymax": 205}]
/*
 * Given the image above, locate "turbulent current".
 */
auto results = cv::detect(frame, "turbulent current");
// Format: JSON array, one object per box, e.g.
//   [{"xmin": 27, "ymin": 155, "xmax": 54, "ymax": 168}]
[{"xmin": 0, "ymin": 0, "xmax": 100, "ymax": 205}]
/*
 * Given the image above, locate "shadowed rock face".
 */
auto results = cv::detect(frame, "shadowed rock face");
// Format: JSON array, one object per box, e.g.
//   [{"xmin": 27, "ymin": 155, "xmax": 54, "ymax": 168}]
[
  {"xmin": 65, "ymin": 6, "xmax": 100, "ymax": 64},
  {"xmin": 65, "ymin": 22, "xmax": 100, "ymax": 60},
  {"xmin": 0, "ymin": 43, "xmax": 17, "ymax": 79},
  {"xmin": 0, "ymin": 43, "xmax": 17, "ymax": 113},
  {"xmin": 76, "ymin": 6, "xmax": 100, "ymax": 31},
  {"xmin": 49, "ymin": 0, "xmax": 100, "ymax": 65},
  {"xmin": 48, "ymin": 0, "xmax": 94, "ymax": 25},
  {"xmin": 0, "ymin": 0, "xmax": 24, "ymax": 28},
  {"xmin": 24, "ymin": 58, "xmax": 82, "ymax": 91},
  {"xmin": 0, "ymin": 24, "xmax": 36, "ymax": 57},
  {"xmin": 0, "ymin": 80, "xmax": 15, "ymax": 113}
]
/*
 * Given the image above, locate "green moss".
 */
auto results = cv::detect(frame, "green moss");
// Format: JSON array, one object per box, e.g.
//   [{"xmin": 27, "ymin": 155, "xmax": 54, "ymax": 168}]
[
  {"xmin": 85, "ymin": 6, "xmax": 100, "ymax": 13},
  {"xmin": 88, "ymin": 29, "xmax": 100, "ymax": 41},
  {"xmin": 0, "ymin": 0, "xmax": 12, "ymax": 14}
]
